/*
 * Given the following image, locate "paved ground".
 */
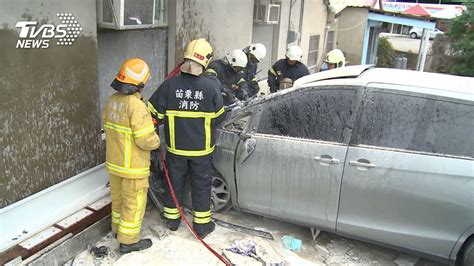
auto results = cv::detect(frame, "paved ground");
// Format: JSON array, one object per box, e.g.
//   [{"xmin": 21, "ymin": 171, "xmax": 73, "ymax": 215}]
[
  {"xmin": 70, "ymin": 204, "xmax": 443, "ymax": 265},
  {"xmin": 379, "ymin": 33, "xmax": 433, "ymax": 54}
]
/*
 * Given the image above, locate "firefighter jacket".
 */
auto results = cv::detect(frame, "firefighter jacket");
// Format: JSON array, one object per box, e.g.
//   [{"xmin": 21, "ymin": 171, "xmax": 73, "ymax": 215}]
[
  {"xmin": 149, "ymin": 73, "xmax": 224, "ymax": 157},
  {"xmin": 103, "ymin": 92, "xmax": 160, "ymax": 179},
  {"xmin": 242, "ymin": 47, "xmax": 260, "ymax": 98},
  {"xmin": 267, "ymin": 59, "xmax": 310, "ymax": 93},
  {"xmin": 243, "ymin": 60, "xmax": 259, "ymax": 97},
  {"xmin": 205, "ymin": 59, "xmax": 248, "ymax": 105}
]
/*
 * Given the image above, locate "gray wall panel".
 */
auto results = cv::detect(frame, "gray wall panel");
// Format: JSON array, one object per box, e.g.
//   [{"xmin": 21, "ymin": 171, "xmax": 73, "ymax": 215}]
[
  {"xmin": 0, "ymin": 0, "xmax": 102, "ymax": 207},
  {"xmin": 97, "ymin": 28, "xmax": 168, "ymax": 115}
]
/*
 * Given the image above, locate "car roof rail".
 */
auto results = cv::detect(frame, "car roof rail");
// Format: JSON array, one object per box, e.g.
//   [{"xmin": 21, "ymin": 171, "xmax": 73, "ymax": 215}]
[{"xmin": 293, "ymin": 64, "xmax": 374, "ymax": 89}]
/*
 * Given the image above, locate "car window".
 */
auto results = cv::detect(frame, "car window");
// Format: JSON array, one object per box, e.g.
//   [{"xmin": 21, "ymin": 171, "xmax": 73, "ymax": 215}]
[
  {"xmin": 352, "ymin": 90, "xmax": 474, "ymax": 158},
  {"xmin": 256, "ymin": 87, "xmax": 358, "ymax": 143},
  {"xmin": 223, "ymin": 112, "xmax": 252, "ymax": 132}
]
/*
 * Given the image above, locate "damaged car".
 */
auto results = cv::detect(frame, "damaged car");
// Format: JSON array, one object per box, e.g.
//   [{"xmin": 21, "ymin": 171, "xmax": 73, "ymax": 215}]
[{"xmin": 150, "ymin": 65, "xmax": 474, "ymax": 265}]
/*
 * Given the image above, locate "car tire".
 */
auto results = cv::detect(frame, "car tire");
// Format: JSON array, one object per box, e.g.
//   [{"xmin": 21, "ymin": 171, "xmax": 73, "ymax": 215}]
[
  {"xmin": 410, "ymin": 32, "xmax": 417, "ymax": 39},
  {"xmin": 459, "ymin": 237, "xmax": 474, "ymax": 266},
  {"xmin": 210, "ymin": 171, "xmax": 232, "ymax": 213},
  {"xmin": 183, "ymin": 170, "xmax": 232, "ymax": 213}
]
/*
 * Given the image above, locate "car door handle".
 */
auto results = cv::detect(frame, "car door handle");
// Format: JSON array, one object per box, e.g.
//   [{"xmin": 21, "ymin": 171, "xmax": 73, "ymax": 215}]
[
  {"xmin": 314, "ymin": 156, "xmax": 340, "ymax": 164},
  {"xmin": 349, "ymin": 160, "xmax": 376, "ymax": 168}
]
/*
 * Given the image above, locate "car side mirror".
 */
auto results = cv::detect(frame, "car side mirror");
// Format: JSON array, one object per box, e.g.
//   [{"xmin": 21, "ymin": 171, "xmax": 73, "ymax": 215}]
[{"xmin": 239, "ymin": 132, "xmax": 252, "ymax": 140}]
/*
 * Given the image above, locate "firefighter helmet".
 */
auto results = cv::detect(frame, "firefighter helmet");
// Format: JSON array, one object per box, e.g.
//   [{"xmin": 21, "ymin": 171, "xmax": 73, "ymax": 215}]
[
  {"xmin": 226, "ymin": 49, "xmax": 248, "ymax": 69},
  {"xmin": 111, "ymin": 58, "xmax": 151, "ymax": 95},
  {"xmin": 286, "ymin": 45, "xmax": 303, "ymax": 62},
  {"xmin": 249, "ymin": 43, "xmax": 267, "ymax": 62},
  {"xmin": 184, "ymin": 38, "xmax": 213, "ymax": 68},
  {"xmin": 324, "ymin": 49, "xmax": 346, "ymax": 67}
]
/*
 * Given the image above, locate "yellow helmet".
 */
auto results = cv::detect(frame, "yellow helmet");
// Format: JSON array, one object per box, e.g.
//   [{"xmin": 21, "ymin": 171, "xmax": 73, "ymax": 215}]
[
  {"xmin": 112, "ymin": 58, "xmax": 151, "ymax": 95},
  {"xmin": 324, "ymin": 49, "xmax": 346, "ymax": 67},
  {"xmin": 184, "ymin": 38, "xmax": 213, "ymax": 68}
]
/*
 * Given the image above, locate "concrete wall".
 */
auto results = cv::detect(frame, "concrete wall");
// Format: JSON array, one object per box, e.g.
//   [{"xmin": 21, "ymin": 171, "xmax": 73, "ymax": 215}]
[
  {"xmin": 0, "ymin": 0, "xmax": 102, "ymax": 207},
  {"xmin": 274, "ymin": 0, "xmax": 291, "ymax": 60},
  {"xmin": 337, "ymin": 8, "xmax": 368, "ymax": 66},
  {"xmin": 300, "ymin": 0, "xmax": 330, "ymax": 72},
  {"xmin": 97, "ymin": 28, "xmax": 168, "ymax": 115},
  {"xmin": 168, "ymin": 0, "xmax": 254, "ymax": 69}
]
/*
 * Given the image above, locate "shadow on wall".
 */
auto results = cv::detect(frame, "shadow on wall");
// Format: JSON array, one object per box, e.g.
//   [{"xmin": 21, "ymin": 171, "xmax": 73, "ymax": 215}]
[{"xmin": 0, "ymin": 28, "xmax": 104, "ymax": 207}]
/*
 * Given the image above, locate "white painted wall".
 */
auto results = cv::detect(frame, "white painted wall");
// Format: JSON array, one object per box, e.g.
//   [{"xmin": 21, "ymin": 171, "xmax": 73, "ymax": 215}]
[{"xmin": 300, "ymin": 0, "xmax": 330, "ymax": 72}]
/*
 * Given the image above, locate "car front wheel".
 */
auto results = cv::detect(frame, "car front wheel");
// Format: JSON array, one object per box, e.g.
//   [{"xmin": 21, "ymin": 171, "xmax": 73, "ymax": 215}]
[
  {"xmin": 459, "ymin": 237, "xmax": 474, "ymax": 266},
  {"xmin": 410, "ymin": 32, "xmax": 417, "ymax": 39},
  {"xmin": 211, "ymin": 172, "xmax": 232, "ymax": 212}
]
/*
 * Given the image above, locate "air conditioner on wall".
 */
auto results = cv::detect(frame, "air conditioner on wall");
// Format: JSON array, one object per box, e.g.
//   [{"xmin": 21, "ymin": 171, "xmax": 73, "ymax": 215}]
[
  {"xmin": 253, "ymin": 3, "xmax": 280, "ymax": 24},
  {"xmin": 97, "ymin": 0, "xmax": 158, "ymax": 30}
]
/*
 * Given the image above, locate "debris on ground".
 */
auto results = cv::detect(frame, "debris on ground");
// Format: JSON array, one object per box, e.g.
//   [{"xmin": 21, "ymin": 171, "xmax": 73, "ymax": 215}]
[
  {"xmin": 87, "ymin": 244, "xmax": 109, "ymax": 259},
  {"xmin": 69, "ymin": 207, "xmax": 441, "ymax": 266},
  {"xmin": 213, "ymin": 218, "xmax": 274, "ymax": 240},
  {"xmin": 281, "ymin": 235, "xmax": 302, "ymax": 252},
  {"xmin": 226, "ymin": 239, "xmax": 264, "ymax": 263},
  {"xmin": 148, "ymin": 226, "xmax": 168, "ymax": 240}
]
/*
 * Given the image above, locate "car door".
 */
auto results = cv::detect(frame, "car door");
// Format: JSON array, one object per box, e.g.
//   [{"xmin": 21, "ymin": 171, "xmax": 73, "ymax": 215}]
[
  {"xmin": 235, "ymin": 85, "xmax": 362, "ymax": 230},
  {"xmin": 337, "ymin": 85, "xmax": 474, "ymax": 261},
  {"xmin": 213, "ymin": 111, "xmax": 254, "ymax": 207}
]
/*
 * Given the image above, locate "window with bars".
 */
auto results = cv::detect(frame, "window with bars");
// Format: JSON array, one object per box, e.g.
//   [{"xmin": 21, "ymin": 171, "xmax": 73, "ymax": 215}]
[
  {"xmin": 325, "ymin": 31, "xmax": 335, "ymax": 55},
  {"xmin": 308, "ymin": 34, "xmax": 320, "ymax": 68},
  {"xmin": 154, "ymin": 0, "xmax": 167, "ymax": 26}
]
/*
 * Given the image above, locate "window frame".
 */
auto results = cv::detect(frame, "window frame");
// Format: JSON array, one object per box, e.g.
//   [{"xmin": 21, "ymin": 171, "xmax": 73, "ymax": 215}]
[
  {"xmin": 324, "ymin": 30, "xmax": 335, "ymax": 55},
  {"xmin": 307, "ymin": 34, "xmax": 320, "ymax": 70}
]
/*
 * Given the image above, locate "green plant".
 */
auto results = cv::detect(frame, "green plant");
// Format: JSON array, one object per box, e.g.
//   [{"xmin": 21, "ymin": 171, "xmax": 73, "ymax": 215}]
[
  {"xmin": 377, "ymin": 36, "xmax": 395, "ymax": 67},
  {"xmin": 447, "ymin": 2, "xmax": 474, "ymax": 77}
]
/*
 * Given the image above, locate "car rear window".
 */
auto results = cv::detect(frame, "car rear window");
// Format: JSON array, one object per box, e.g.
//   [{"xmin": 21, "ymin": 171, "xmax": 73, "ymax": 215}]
[{"xmin": 352, "ymin": 90, "xmax": 474, "ymax": 158}]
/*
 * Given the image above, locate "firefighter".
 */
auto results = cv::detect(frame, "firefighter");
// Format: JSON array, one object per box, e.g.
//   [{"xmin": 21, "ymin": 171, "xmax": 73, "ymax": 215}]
[
  {"xmin": 320, "ymin": 48, "xmax": 346, "ymax": 71},
  {"xmin": 242, "ymin": 43, "xmax": 267, "ymax": 97},
  {"xmin": 149, "ymin": 38, "xmax": 224, "ymax": 238},
  {"xmin": 268, "ymin": 45, "xmax": 310, "ymax": 93},
  {"xmin": 205, "ymin": 49, "xmax": 248, "ymax": 106},
  {"xmin": 103, "ymin": 58, "xmax": 160, "ymax": 253}
]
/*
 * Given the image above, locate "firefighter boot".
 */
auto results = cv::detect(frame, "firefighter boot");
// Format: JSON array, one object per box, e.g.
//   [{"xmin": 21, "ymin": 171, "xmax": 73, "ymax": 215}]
[
  {"xmin": 194, "ymin": 222, "xmax": 215, "ymax": 239},
  {"xmin": 166, "ymin": 218, "xmax": 181, "ymax": 231},
  {"xmin": 119, "ymin": 239, "xmax": 153, "ymax": 254}
]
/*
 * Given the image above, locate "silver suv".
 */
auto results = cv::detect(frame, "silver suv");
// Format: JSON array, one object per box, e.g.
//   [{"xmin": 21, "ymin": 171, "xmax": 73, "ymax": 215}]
[{"xmin": 212, "ymin": 66, "xmax": 474, "ymax": 265}]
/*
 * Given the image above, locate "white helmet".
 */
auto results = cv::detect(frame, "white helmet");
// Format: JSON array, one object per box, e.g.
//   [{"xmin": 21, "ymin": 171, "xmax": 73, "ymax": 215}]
[
  {"xmin": 286, "ymin": 45, "xmax": 303, "ymax": 62},
  {"xmin": 226, "ymin": 49, "xmax": 248, "ymax": 68},
  {"xmin": 249, "ymin": 43, "xmax": 267, "ymax": 62}
]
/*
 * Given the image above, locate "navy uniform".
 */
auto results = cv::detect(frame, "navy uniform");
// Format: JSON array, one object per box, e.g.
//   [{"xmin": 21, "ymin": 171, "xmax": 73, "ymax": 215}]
[
  {"xmin": 206, "ymin": 58, "xmax": 248, "ymax": 106},
  {"xmin": 267, "ymin": 59, "xmax": 310, "ymax": 93},
  {"xmin": 242, "ymin": 46, "xmax": 260, "ymax": 97},
  {"xmin": 149, "ymin": 66, "xmax": 224, "ymax": 237}
]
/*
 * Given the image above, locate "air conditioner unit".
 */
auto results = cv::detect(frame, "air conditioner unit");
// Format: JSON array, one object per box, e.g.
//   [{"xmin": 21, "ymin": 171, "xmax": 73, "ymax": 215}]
[
  {"xmin": 253, "ymin": 3, "xmax": 280, "ymax": 25},
  {"xmin": 97, "ymin": 0, "xmax": 156, "ymax": 30}
]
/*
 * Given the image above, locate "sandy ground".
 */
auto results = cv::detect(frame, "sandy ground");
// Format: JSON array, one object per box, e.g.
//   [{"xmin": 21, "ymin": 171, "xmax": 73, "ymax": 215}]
[{"xmin": 69, "ymin": 204, "xmax": 442, "ymax": 265}]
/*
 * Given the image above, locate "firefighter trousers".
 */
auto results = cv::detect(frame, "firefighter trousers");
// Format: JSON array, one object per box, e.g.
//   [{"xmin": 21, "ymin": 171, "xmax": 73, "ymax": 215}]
[
  {"xmin": 163, "ymin": 152, "xmax": 213, "ymax": 229},
  {"xmin": 109, "ymin": 174, "xmax": 148, "ymax": 244}
]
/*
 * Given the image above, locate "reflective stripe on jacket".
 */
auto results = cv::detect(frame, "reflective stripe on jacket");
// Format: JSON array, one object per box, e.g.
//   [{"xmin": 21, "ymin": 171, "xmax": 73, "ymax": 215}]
[
  {"xmin": 103, "ymin": 92, "xmax": 160, "ymax": 178},
  {"xmin": 149, "ymin": 73, "xmax": 224, "ymax": 157}
]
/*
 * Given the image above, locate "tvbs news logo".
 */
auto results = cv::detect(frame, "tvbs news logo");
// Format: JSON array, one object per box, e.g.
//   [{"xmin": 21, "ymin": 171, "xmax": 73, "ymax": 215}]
[{"xmin": 16, "ymin": 13, "xmax": 83, "ymax": 49}]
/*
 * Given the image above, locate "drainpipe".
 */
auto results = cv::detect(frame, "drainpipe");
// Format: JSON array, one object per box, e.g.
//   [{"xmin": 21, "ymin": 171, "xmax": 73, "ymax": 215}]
[
  {"xmin": 419, "ymin": 29, "xmax": 431, "ymax": 72},
  {"xmin": 298, "ymin": 0, "xmax": 304, "ymax": 45}
]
